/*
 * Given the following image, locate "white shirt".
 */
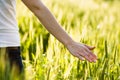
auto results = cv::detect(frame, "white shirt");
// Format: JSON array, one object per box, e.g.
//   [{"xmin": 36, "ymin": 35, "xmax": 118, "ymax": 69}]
[{"xmin": 0, "ymin": 0, "xmax": 20, "ymax": 47}]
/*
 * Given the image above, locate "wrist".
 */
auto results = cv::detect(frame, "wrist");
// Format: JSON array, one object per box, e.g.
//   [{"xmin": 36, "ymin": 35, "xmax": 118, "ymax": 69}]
[{"xmin": 64, "ymin": 39, "xmax": 75, "ymax": 47}]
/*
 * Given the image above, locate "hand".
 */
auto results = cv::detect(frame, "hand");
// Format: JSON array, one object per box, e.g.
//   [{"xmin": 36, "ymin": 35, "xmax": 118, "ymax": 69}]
[{"xmin": 66, "ymin": 41, "xmax": 97, "ymax": 62}]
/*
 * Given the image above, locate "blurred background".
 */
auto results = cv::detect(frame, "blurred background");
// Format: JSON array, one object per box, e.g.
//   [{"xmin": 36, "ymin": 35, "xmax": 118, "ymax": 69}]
[{"xmin": 16, "ymin": 0, "xmax": 120, "ymax": 80}]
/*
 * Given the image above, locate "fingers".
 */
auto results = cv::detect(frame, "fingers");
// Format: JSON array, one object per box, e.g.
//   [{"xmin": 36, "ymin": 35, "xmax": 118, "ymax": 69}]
[
  {"xmin": 81, "ymin": 44, "xmax": 97, "ymax": 62},
  {"xmin": 75, "ymin": 49, "xmax": 97, "ymax": 62},
  {"xmin": 86, "ymin": 52, "xmax": 97, "ymax": 62},
  {"xmin": 85, "ymin": 48, "xmax": 97, "ymax": 59},
  {"xmin": 79, "ymin": 48, "xmax": 97, "ymax": 63},
  {"xmin": 75, "ymin": 53, "xmax": 85, "ymax": 61},
  {"xmin": 67, "ymin": 42, "xmax": 97, "ymax": 63},
  {"xmin": 78, "ymin": 56, "xmax": 85, "ymax": 61},
  {"xmin": 82, "ymin": 52, "xmax": 94, "ymax": 62}
]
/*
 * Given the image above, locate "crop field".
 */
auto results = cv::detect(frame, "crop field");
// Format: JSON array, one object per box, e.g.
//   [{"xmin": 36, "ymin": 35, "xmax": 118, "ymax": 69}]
[{"xmin": 0, "ymin": 0, "xmax": 120, "ymax": 80}]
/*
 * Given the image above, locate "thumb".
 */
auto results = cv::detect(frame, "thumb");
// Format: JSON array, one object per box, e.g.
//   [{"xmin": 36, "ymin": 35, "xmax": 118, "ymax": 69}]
[{"xmin": 84, "ymin": 44, "xmax": 95, "ymax": 50}]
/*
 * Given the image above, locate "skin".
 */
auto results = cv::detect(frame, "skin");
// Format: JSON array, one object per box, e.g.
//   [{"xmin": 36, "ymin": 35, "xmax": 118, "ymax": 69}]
[{"xmin": 21, "ymin": 0, "xmax": 97, "ymax": 62}]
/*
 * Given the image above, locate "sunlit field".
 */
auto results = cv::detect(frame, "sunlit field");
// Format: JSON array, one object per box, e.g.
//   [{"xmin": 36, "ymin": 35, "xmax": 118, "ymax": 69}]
[{"xmin": 1, "ymin": 0, "xmax": 120, "ymax": 80}]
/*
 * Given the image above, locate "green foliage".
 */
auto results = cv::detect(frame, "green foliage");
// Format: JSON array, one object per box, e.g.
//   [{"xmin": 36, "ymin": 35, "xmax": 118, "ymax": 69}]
[{"xmin": 1, "ymin": 0, "xmax": 120, "ymax": 80}]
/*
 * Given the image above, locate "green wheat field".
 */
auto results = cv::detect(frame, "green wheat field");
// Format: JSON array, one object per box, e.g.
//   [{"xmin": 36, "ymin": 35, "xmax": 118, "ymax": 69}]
[{"xmin": 1, "ymin": 0, "xmax": 120, "ymax": 80}]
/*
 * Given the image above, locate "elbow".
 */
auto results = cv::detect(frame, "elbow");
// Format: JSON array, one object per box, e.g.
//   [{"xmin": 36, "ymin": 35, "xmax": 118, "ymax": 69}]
[
  {"xmin": 31, "ymin": 4, "xmax": 45, "ymax": 12},
  {"xmin": 31, "ymin": 4, "xmax": 46, "ymax": 17},
  {"xmin": 22, "ymin": 0, "xmax": 45, "ymax": 13},
  {"xmin": 30, "ymin": 1, "xmax": 46, "ymax": 14}
]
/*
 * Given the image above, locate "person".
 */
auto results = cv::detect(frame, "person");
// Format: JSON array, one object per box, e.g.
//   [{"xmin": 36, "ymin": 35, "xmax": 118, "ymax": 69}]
[{"xmin": 0, "ymin": 0, "xmax": 97, "ymax": 73}]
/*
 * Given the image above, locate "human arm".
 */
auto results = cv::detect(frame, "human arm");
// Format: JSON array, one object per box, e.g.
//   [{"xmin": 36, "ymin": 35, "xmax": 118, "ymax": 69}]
[{"xmin": 21, "ymin": 0, "xmax": 97, "ymax": 62}]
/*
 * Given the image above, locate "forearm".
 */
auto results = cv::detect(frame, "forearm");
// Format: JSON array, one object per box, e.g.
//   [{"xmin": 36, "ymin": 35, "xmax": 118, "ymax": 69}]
[
  {"xmin": 22, "ymin": 0, "xmax": 74, "ymax": 46},
  {"xmin": 35, "ymin": 6, "xmax": 74, "ymax": 46}
]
